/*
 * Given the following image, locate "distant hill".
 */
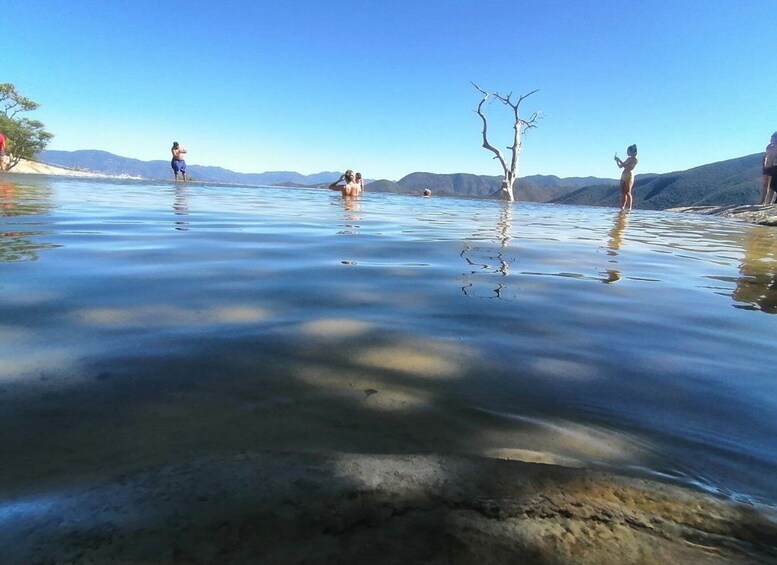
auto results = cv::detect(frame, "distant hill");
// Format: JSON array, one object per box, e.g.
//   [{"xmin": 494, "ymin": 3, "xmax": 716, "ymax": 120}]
[
  {"xmin": 368, "ymin": 172, "xmax": 617, "ymax": 201},
  {"xmin": 39, "ymin": 150, "xmax": 340, "ymax": 186},
  {"xmin": 39, "ymin": 149, "xmax": 616, "ymax": 202},
  {"xmin": 553, "ymin": 154, "xmax": 763, "ymax": 209},
  {"xmin": 37, "ymin": 149, "xmax": 765, "ymax": 209}
]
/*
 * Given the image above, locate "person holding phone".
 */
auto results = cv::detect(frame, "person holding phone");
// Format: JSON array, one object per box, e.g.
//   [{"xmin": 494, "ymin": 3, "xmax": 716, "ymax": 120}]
[{"xmin": 614, "ymin": 144, "xmax": 638, "ymax": 210}]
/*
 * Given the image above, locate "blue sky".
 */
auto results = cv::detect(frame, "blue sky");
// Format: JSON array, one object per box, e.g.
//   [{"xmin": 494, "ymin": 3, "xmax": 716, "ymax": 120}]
[{"xmin": 2, "ymin": 0, "xmax": 773, "ymax": 180}]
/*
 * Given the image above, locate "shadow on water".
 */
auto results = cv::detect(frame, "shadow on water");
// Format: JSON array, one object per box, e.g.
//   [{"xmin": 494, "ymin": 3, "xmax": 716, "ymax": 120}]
[{"xmin": 1, "ymin": 297, "xmax": 776, "ymax": 562}]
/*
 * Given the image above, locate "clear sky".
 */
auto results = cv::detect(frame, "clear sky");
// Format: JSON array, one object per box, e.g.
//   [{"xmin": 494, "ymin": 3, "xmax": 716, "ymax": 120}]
[{"xmin": 2, "ymin": 0, "xmax": 773, "ymax": 180}]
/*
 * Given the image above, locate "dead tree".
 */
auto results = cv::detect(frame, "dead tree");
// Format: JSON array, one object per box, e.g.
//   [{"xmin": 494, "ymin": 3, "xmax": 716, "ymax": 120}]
[{"xmin": 472, "ymin": 83, "xmax": 540, "ymax": 201}]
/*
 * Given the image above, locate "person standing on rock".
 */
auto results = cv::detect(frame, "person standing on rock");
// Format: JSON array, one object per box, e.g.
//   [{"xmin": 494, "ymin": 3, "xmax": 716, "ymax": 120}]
[
  {"xmin": 761, "ymin": 132, "xmax": 777, "ymax": 205},
  {"xmin": 614, "ymin": 145, "xmax": 638, "ymax": 210},
  {"xmin": 171, "ymin": 142, "xmax": 187, "ymax": 181}
]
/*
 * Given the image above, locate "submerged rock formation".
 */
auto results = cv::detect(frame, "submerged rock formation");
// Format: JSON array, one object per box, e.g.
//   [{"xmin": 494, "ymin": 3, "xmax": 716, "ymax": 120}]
[
  {"xmin": 2, "ymin": 453, "xmax": 776, "ymax": 564},
  {"xmin": 668, "ymin": 204, "xmax": 777, "ymax": 226}
]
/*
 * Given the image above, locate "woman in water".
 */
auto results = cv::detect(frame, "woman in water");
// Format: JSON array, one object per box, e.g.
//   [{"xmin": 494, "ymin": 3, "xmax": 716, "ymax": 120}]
[
  {"xmin": 614, "ymin": 144, "xmax": 638, "ymax": 210},
  {"xmin": 355, "ymin": 172, "xmax": 365, "ymax": 193}
]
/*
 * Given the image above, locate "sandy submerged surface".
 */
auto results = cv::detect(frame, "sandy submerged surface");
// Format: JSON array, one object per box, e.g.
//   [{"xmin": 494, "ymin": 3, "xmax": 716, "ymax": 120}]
[
  {"xmin": 2, "ymin": 351, "xmax": 776, "ymax": 565},
  {"xmin": 2, "ymin": 452, "xmax": 776, "ymax": 564}
]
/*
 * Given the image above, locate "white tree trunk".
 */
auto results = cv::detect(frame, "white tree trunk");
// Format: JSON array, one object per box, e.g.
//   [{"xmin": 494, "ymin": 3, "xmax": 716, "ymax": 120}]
[{"xmin": 472, "ymin": 83, "xmax": 539, "ymax": 203}]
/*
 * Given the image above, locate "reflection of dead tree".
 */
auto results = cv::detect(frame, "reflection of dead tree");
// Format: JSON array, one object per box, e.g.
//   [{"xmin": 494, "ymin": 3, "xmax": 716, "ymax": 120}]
[
  {"xmin": 460, "ymin": 203, "xmax": 514, "ymax": 298},
  {"xmin": 472, "ymin": 83, "xmax": 540, "ymax": 201},
  {"xmin": 496, "ymin": 202, "xmax": 513, "ymax": 275}
]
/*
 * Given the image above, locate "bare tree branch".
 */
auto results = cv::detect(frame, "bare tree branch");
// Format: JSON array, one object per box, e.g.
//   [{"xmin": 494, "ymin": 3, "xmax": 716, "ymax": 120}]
[
  {"xmin": 472, "ymin": 84, "xmax": 540, "ymax": 201},
  {"xmin": 471, "ymin": 82, "xmax": 509, "ymax": 177}
]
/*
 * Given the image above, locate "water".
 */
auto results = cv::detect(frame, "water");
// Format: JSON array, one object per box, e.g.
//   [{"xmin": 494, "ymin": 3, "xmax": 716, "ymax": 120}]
[{"xmin": 1, "ymin": 175, "xmax": 776, "ymax": 507}]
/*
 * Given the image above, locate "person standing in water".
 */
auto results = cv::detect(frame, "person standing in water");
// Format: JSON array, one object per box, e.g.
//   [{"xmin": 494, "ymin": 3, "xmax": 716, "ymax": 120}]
[
  {"xmin": 761, "ymin": 132, "xmax": 777, "ymax": 205},
  {"xmin": 614, "ymin": 144, "xmax": 638, "ymax": 210},
  {"xmin": 355, "ymin": 172, "xmax": 365, "ymax": 193},
  {"xmin": 171, "ymin": 142, "xmax": 187, "ymax": 181}
]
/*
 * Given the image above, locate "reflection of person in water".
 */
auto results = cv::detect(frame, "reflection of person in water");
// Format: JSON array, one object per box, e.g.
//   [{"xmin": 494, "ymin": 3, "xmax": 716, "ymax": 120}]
[
  {"xmin": 603, "ymin": 210, "xmax": 629, "ymax": 283},
  {"xmin": 337, "ymin": 197, "xmax": 362, "ymax": 236},
  {"xmin": 732, "ymin": 227, "xmax": 777, "ymax": 313},
  {"xmin": 1, "ymin": 181, "xmax": 14, "ymax": 212},
  {"xmin": 173, "ymin": 185, "xmax": 190, "ymax": 231},
  {"xmin": 0, "ymin": 181, "xmax": 54, "ymax": 262}
]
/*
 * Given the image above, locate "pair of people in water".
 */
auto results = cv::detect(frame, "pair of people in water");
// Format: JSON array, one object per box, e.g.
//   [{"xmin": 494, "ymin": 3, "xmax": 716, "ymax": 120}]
[
  {"xmin": 329, "ymin": 170, "xmax": 364, "ymax": 197},
  {"xmin": 761, "ymin": 132, "xmax": 777, "ymax": 205}
]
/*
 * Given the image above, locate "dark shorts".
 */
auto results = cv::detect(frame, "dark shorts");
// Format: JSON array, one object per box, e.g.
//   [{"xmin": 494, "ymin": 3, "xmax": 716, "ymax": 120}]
[
  {"xmin": 765, "ymin": 166, "xmax": 777, "ymax": 189},
  {"xmin": 0, "ymin": 151, "xmax": 5, "ymax": 157},
  {"xmin": 171, "ymin": 159, "xmax": 186, "ymax": 173}
]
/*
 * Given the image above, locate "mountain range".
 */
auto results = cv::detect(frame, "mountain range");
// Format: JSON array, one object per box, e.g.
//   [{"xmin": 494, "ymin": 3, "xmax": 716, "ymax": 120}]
[
  {"xmin": 38, "ymin": 149, "xmax": 765, "ymax": 209},
  {"xmin": 39, "ymin": 150, "xmax": 341, "ymax": 187},
  {"xmin": 553, "ymin": 153, "xmax": 763, "ymax": 209}
]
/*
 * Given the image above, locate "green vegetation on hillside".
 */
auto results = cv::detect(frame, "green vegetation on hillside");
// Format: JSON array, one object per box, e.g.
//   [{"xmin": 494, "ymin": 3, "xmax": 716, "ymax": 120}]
[{"xmin": 553, "ymin": 154, "xmax": 763, "ymax": 210}]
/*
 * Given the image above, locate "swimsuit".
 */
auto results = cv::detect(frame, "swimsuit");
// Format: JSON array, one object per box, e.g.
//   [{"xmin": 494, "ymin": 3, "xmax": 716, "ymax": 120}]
[{"xmin": 171, "ymin": 159, "xmax": 186, "ymax": 173}]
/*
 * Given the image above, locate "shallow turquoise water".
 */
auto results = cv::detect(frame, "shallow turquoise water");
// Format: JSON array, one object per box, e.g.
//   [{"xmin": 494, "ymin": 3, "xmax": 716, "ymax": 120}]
[{"xmin": 1, "ymin": 175, "xmax": 776, "ymax": 507}]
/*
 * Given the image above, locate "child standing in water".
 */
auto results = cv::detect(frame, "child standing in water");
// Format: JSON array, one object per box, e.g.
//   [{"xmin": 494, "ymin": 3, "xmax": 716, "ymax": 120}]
[
  {"xmin": 614, "ymin": 144, "xmax": 638, "ymax": 210},
  {"xmin": 761, "ymin": 132, "xmax": 777, "ymax": 205}
]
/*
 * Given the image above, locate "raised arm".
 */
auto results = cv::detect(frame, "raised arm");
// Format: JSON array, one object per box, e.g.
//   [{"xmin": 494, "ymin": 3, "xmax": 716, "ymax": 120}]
[
  {"xmin": 329, "ymin": 174, "xmax": 346, "ymax": 190},
  {"xmin": 329, "ymin": 174, "xmax": 345, "ymax": 190}
]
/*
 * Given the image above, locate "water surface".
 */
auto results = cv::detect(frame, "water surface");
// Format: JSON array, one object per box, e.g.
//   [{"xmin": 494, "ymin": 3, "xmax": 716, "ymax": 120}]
[{"xmin": 1, "ymin": 175, "xmax": 776, "ymax": 507}]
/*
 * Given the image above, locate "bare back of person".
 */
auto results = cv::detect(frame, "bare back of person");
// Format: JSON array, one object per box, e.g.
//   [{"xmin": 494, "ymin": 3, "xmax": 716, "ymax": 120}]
[
  {"xmin": 329, "ymin": 170, "xmax": 361, "ymax": 198},
  {"xmin": 342, "ymin": 181, "xmax": 361, "ymax": 197}
]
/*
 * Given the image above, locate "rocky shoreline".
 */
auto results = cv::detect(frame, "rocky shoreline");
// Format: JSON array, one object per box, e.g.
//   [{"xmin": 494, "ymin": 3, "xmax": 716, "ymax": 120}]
[
  {"xmin": 2, "ymin": 452, "xmax": 776, "ymax": 564},
  {"xmin": 668, "ymin": 204, "xmax": 777, "ymax": 226}
]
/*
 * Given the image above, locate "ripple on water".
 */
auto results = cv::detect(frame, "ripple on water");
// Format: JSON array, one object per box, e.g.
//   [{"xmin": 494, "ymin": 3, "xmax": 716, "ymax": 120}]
[{"xmin": 0, "ymin": 176, "xmax": 776, "ymax": 506}]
